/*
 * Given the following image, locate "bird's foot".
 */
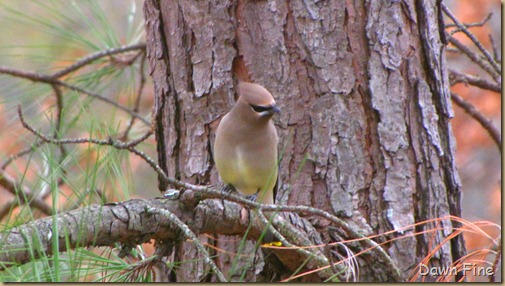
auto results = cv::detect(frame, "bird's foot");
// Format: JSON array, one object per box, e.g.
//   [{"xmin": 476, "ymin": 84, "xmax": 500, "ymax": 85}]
[
  {"xmin": 221, "ymin": 184, "xmax": 236, "ymax": 194},
  {"xmin": 246, "ymin": 192, "xmax": 258, "ymax": 202}
]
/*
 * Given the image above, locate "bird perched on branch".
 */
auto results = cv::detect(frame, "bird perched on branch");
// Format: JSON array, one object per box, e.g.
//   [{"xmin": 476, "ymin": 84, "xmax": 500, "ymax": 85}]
[{"xmin": 213, "ymin": 82, "xmax": 280, "ymax": 205}]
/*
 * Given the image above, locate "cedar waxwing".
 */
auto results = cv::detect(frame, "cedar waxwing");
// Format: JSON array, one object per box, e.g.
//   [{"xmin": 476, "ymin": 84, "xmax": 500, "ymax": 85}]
[{"xmin": 214, "ymin": 82, "xmax": 280, "ymax": 205}]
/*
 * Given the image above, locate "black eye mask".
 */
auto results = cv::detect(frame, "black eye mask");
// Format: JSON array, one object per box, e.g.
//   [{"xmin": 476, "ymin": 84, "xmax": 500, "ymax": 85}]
[{"xmin": 250, "ymin": 104, "xmax": 272, "ymax": 113}]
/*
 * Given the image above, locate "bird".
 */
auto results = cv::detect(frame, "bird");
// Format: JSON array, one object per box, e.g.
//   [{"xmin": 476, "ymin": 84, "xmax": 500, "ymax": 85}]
[{"xmin": 213, "ymin": 82, "xmax": 280, "ymax": 205}]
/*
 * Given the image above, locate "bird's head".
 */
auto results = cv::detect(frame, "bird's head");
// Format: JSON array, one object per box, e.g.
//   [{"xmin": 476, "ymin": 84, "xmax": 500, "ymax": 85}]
[{"xmin": 236, "ymin": 82, "xmax": 280, "ymax": 122}]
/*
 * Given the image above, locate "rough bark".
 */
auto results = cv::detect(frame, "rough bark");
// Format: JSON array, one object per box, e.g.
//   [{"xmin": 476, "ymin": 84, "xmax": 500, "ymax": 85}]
[
  {"xmin": 143, "ymin": 0, "xmax": 465, "ymax": 282},
  {"xmin": 0, "ymin": 191, "xmax": 320, "ymax": 271}
]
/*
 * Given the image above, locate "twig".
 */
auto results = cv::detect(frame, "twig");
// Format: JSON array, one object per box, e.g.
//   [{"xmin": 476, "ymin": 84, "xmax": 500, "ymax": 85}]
[
  {"xmin": 146, "ymin": 206, "xmax": 227, "ymax": 282},
  {"xmin": 451, "ymin": 92, "xmax": 501, "ymax": 150},
  {"xmin": 446, "ymin": 47, "xmax": 460, "ymax": 54},
  {"xmin": 18, "ymin": 105, "xmax": 152, "ymax": 149},
  {"xmin": 257, "ymin": 209, "xmax": 341, "ymax": 282},
  {"xmin": 448, "ymin": 69, "xmax": 501, "ymax": 93},
  {"xmin": 445, "ymin": 12, "xmax": 492, "ymax": 31},
  {"xmin": 1, "ymin": 140, "xmax": 46, "ymax": 169},
  {"xmin": 0, "ymin": 200, "xmax": 18, "ymax": 220},
  {"xmin": 121, "ymin": 53, "xmax": 147, "ymax": 140},
  {"xmin": 448, "ymin": 37, "xmax": 501, "ymax": 81},
  {"xmin": 51, "ymin": 43, "xmax": 146, "ymax": 78},
  {"xmin": 56, "ymin": 81, "xmax": 149, "ymax": 125},
  {"xmin": 488, "ymin": 34, "xmax": 500, "ymax": 62},
  {"xmin": 0, "ymin": 169, "xmax": 52, "ymax": 215},
  {"xmin": 1, "ymin": 44, "xmax": 150, "ymax": 173},
  {"xmin": 0, "ymin": 65, "xmax": 150, "ymax": 126},
  {"xmin": 50, "ymin": 85, "xmax": 68, "ymax": 186},
  {"xmin": 442, "ymin": 4, "xmax": 500, "ymax": 75}
]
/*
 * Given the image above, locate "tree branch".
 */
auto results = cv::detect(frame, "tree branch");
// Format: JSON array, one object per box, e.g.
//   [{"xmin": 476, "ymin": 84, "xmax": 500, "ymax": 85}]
[
  {"xmin": 146, "ymin": 206, "xmax": 227, "ymax": 282},
  {"xmin": 0, "ymin": 169, "xmax": 52, "ymax": 216},
  {"xmin": 1, "ymin": 140, "xmax": 46, "ymax": 170},
  {"xmin": 448, "ymin": 69, "xmax": 501, "ymax": 93},
  {"xmin": 14, "ymin": 103, "xmax": 403, "ymax": 281},
  {"xmin": 18, "ymin": 105, "xmax": 152, "ymax": 149},
  {"xmin": 447, "ymin": 37, "xmax": 501, "ymax": 81},
  {"xmin": 442, "ymin": 4, "xmax": 500, "ymax": 75},
  {"xmin": 51, "ymin": 43, "xmax": 146, "ymax": 78},
  {"xmin": 0, "ymin": 46, "xmax": 150, "ymax": 126},
  {"xmin": 451, "ymin": 92, "xmax": 501, "ymax": 150},
  {"xmin": 0, "ymin": 195, "xmax": 316, "ymax": 274}
]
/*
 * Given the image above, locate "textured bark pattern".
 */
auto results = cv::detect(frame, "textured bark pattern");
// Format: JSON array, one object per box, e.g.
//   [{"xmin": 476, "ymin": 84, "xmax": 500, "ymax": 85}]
[
  {"xmin": 0, "ymin": 199, "xmax": 180, "ymax": 267},
  {"xmin": 144, "ymin": 0, "xmax": 464, "ymax": 281},
  {"xmin": 0, "ymin": 195, "xmax": 315, "ymax": 269}
]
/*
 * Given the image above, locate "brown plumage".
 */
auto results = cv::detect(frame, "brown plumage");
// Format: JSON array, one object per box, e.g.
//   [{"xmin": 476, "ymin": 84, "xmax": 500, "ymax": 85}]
[{"xmin": 214, "ymin": 82, "xmax": 280, "ymax": 204}]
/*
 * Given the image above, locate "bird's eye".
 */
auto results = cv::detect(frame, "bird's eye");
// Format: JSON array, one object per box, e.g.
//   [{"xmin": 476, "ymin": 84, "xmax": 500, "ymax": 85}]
[{"xmin": 250, "ymin": 104, "xmax": 270, "ymax": 113}]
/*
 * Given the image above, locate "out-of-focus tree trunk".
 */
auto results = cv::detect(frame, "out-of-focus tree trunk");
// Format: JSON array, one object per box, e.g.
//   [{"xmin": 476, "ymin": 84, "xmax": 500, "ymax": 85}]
[{"xmin": 144, "ymin": 0, "xmax": 465, "ymax": 282}]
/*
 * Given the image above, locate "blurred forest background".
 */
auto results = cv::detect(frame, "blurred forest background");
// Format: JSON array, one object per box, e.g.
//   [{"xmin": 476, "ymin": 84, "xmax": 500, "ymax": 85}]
[{"xmin": 0, "ymin": 0, "xmax": 501, "ymax": 281}]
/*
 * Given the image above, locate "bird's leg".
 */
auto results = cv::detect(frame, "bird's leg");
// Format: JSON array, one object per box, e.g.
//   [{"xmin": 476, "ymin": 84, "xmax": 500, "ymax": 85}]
[
  {"xmin": 221, "ymin": 184, "xmax": 236, "ymax": 194},
  {"xmin": 246, "ymin": 188, "xmax": 263, "ymax": 202},
  {"xmin": 246, "ymin": 192, "xmax": 258, "ymax": 202}
]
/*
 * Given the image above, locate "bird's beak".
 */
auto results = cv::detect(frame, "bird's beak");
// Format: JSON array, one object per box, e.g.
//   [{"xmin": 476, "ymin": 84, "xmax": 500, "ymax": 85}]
[{"xmin": 271, "ymin": 104, "xmax": 281, "ymax": 114}]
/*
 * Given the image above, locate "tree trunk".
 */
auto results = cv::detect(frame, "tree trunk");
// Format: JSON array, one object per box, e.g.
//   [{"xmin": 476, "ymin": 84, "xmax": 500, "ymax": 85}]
[{"xmin": 143, "ymin": 0, "xmax": 465, "ymax": 282}]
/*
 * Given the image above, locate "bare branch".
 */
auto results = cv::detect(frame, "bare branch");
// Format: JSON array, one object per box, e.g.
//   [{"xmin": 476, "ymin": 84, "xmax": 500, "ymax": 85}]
[
  {"xmin": 451, "ymin": 93, "xmax": 501, "ymax": 150},
  {"xmin": 488, "ymin": 34, "xmax": 500, "ymax": 62},
  {"xmin": 445, "ymin": 12, "xmax": 492, "ymax": 30},
  {"xmin": 0, "ymin": 66, "xmax": 149, "ymax": 125},
  {"xmin": 121, "ymin": 53, "xmax": 148, "ymax": 140},
  {"xmin": 1, "ymin": 140, "xmax": 46, "ymax": 170},
  {"xmin": 256, "ymin": 209, "xmax": 342, "ymax": 282},
  {"xmin": 0, "ymin": 66, "xmax": 56, "ymax": 83},
  {"xmin": 50, "ymin": 85, "xmax": 68, "ymax": 187},
  {"xmin": 18, "ymin": 105, "xmax": 152, "ymax": 149},
  {"xmin": 0, "ymin": 169, "xmax": 52, "ymax": 216},
  {"xmin": 442, "ymin": 4, "xmax": 500, "ymax": 75},
  {"xmin": 146, "ymin": 206, "xmax": 227, "ymax": 282},
  {"xmin": 46, "ymin": 80, "xmax": 150, "ymax": 125},
  {"xmin": 448, "ymin": 37, "xmax": 501, "ymax": 81},
  {"xmin": 0, "ymin": 200, "xmax": 19, "ymax": 220},
  {"xmin": 51, "ymin": 43, "xmax": 146, "ymax": 78},
  {"xmin": 448, "ymin": 69, "xmax": 501, "ymax": 93}
]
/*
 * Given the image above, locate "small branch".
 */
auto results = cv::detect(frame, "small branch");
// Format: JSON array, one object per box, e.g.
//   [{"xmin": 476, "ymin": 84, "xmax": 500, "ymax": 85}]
[
  {"xmin": 445, "ymin": 12, "xmax": 492, "ymax": 31},
  {"xmin": 121, "ymin": 53, "xmax": 147, "ymax": 140},
  {"xmin": 447, "ymin": 37, "xmax": 501, "ymax": 81},
  {"xmin": 1, "ymin": 140, "xmax": 46, "ymax": 170},
  {"xmin": 146, "ymin": 206, "xmax": 227, "ymax": 282},
  {"xmin": 0, "ymin": 62, "xmax": 150, "ymax": 126},
  {"xmin": 53, "ymin": 80, "xmax": 150, "ymax": 125},
  {"xmin": 18, "ymin": 105, "xmax": 152, "ymax": 149},
  {"xmin": 0, "ymin": 200, "xmax": 18, "ymax": 220},
  {"xmin": 442, "ymin": 4, "xmax": 500, "ymax": 75},
  {"xmin": 0, "ymin": 196, "xmax": 321, "ymax": 273},
  {"xmin": 50, "ymin": 84, "xmax": 68, "ymax": 186},
  {"xmin": 451, "ymin": 92, "xmax": 501, "ymax": 150},
  {"xmin": 0, "ymin": 169, "xmax": 52, "ymax": 215},
  {"xmin": 51, "ymin": 43, "xmax": 146, "ymax": 78},
  {"xmin": 0, "ymin": 66, "xmax": 56, "ymax": 83},
  {"xmin": 448, "ymin": 69, "xmax": 501, "ymax": 93},
  {"xmin": 257, "ymin": 209, "xmax": 340, "ymax": 282},
  {"xmin": 488, "ymin": 34, "xmax": 500, "ymax": 62}
]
